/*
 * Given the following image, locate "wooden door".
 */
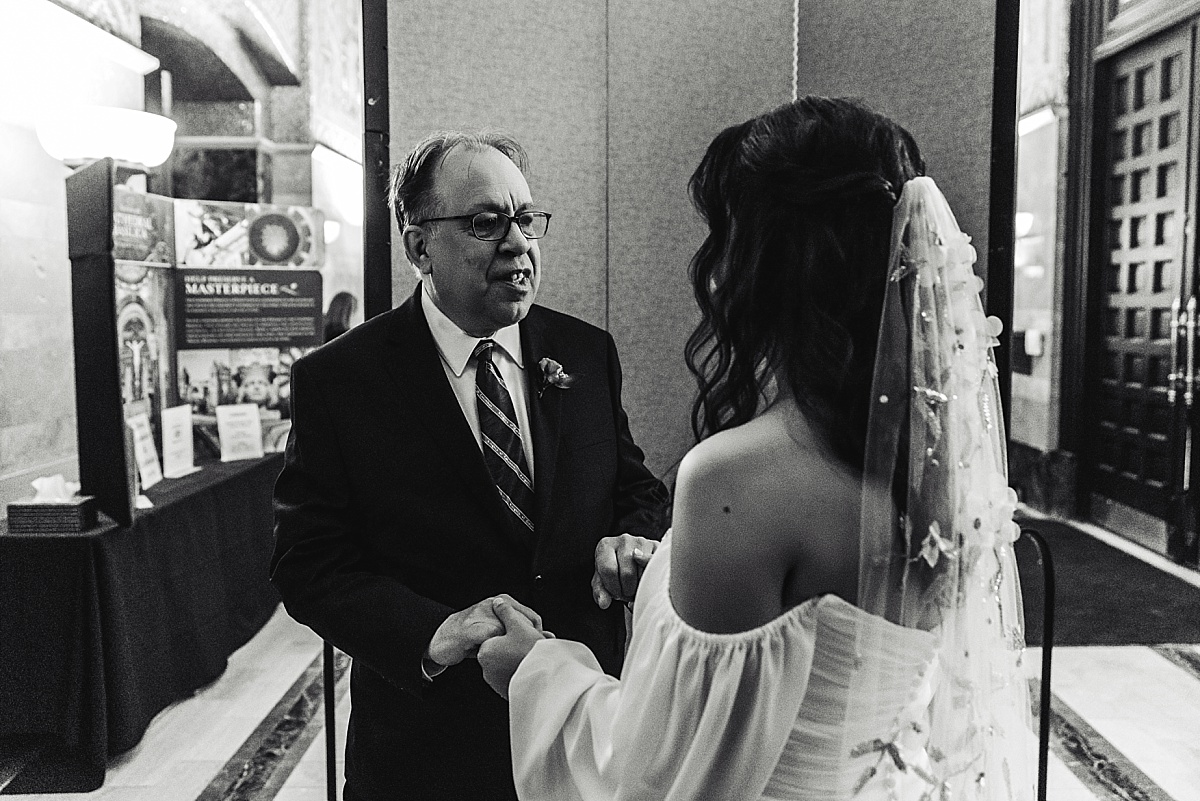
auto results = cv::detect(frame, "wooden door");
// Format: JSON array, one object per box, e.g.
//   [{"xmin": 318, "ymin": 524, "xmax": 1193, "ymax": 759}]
[{"xmin": 1087, "ymin": 23, "xmax": 1194, "ymax": 550}]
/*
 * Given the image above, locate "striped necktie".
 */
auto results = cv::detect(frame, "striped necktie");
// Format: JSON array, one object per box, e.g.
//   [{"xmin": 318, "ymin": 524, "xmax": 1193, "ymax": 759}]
[{"xmin": 473, "ymin": 339, "xmax": 535, "ymax": 538}]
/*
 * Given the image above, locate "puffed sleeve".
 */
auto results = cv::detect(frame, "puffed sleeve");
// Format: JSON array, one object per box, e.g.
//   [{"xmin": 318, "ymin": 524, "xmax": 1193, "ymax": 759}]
[{"xmin": 508, "ymin": 537, "xmax": 819, "ymax": 801}]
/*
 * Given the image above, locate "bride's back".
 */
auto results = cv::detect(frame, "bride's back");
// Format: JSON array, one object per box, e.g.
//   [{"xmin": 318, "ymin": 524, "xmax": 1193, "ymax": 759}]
[{"xmin": 669, "ymin": 398, "xmax": 862, "ymax": 634}]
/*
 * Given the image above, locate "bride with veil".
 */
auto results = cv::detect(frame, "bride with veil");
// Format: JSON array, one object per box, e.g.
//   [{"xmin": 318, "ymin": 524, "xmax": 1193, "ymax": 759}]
[{"xmin": 477, "ymin": 96, "xmax": 1035, "ymax": 801}]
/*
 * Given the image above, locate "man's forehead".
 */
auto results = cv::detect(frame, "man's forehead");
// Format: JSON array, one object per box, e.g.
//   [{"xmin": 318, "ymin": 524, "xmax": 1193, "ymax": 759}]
[{"xmin": 436, "ymin": 145, "xmax": 528, "ymax": 195}]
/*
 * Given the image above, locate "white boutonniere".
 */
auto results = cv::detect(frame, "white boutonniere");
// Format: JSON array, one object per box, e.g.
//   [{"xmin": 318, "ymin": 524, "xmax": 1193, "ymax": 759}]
[{"xmin": 538, "ymin": 357, "xmax": 575, "ymax": 397}]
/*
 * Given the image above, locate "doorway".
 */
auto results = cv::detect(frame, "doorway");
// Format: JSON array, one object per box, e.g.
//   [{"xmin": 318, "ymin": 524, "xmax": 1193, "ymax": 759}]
[{"xmin": 1085, "ymin": 21, "xmax": 1196, "ymax": 559}]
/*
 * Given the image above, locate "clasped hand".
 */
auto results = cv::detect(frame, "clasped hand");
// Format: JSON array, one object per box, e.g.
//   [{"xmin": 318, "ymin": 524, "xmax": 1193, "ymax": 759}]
[
  {"xmin": 478, "ymin": 599, "xmax": 554, "ymax": 699},
  {"xmin": 426, "ymin": 594, "xmax": 545, "ymax": 668},
  {"xmin": 591, "ymin": 533, "xmax": 657, "ymax": 609},
  {"xmin": 439, "ymin": 534, "xmax": 658, "ymax": 699}
]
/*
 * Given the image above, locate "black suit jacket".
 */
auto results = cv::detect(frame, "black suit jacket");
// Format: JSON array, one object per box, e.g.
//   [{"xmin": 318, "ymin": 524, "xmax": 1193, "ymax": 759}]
[{"xmin": 271, "ymin": 287, "xmax": 669, "ymax": 799}]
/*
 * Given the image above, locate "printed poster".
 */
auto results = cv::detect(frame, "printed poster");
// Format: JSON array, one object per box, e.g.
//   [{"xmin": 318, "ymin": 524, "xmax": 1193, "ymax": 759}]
[
  {"xmin": 175, "ymin": 200, "xmax": 325, "ymax": 268},
  {"xmin": 175, "ymin": 268, "xmax": 323, "ymax": 351}
]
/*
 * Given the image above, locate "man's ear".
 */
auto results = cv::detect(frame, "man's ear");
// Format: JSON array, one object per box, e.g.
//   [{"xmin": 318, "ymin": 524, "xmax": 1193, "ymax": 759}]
[{"xmin": 402, "ymin": 224, "xmax": 433, "ymax": 275}]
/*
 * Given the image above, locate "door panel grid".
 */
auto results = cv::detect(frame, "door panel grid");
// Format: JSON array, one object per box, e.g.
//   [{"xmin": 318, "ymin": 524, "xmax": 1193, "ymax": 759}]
[{"xmin": 1091, "ymin": 25, "xmax": 1193, "ymax": 516}]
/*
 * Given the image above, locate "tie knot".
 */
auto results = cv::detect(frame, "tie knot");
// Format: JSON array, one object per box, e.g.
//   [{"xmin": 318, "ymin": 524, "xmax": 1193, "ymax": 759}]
[{"xmin": 472, "ymin": 339, "xmax": 496, "ymax": 362}]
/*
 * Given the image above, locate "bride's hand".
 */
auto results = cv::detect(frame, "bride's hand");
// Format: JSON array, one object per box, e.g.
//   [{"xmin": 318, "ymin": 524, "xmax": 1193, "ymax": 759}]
[{"xmin": 478, "ymin": 598, "xmax": 553, "ymax": 700}]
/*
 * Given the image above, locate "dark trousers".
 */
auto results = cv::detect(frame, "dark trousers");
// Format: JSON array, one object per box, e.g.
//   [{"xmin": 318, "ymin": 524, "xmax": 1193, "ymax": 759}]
[{"xmin": 342, "ymin": 666, "xmax": 519, "ymax": 801}]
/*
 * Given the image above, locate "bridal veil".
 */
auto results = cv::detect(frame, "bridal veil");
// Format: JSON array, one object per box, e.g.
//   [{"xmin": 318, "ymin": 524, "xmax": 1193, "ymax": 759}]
[{"xmin": 859, "ymin": 176, "xmax": 1036, "ymax": 800}]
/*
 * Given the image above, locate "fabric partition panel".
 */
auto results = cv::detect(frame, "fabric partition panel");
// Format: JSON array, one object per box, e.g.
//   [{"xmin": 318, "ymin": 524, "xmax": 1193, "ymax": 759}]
[
  {"xmin": 794, "ymin": 0, "xmax": 1000, "ymax": 289},
  {"xmin": 384, "ymin": 2, "xmax": 1002, "ymax": 472},
  {"xmin": 386, "ymin": 1, "xmax": 792, "ymax": 473},
  {"xmin": 606, "ymin": 0, "xmax": 794, "ymax": 474},
  {"xmin": 386, "ymin": 2, "xmax": 608, "ymax": 328}
]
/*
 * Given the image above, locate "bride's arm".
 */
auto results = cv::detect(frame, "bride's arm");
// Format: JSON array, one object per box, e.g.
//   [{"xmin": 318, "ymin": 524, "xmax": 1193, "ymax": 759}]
[{"xmin": 488, "ymin": 429, "xmax": 834, "ymax": 801}]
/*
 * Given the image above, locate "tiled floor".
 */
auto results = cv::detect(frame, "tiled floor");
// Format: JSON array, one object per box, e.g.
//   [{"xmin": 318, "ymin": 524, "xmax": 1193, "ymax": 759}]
[{"xmin": 4, "ymin": 529, "xmax": 1200, "ymax": 801}]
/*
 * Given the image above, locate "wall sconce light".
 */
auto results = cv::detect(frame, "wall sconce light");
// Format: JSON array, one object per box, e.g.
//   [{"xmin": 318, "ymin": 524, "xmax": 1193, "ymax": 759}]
[
  {"xmin": 1015, "ymin": 212, "xmax": 1035, "ymax": 238},
  {"xmin": 1023, "ymin": 329, "xmax": 1045, "ymax": 357},
  {"xmin": 36, "ymin": 105, "xmax": 177, "ymax": 168},
  {"xmin": 1021, "ymin": 264, "xmax": 1046, "ymax": 280},
  {"xmin": 324, "ymin": 220, "xmax": 342, "ymax": 244}
]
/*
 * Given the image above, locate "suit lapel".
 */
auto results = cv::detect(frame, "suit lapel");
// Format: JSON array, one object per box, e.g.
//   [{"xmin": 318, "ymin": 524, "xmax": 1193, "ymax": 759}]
[
  {"xmin": 380, "ymin": 289, "xmax": 516, "ymax": 541},
  {"xmin": 521, "ymin": 308, "xmax": 562, "ymax": 536}
]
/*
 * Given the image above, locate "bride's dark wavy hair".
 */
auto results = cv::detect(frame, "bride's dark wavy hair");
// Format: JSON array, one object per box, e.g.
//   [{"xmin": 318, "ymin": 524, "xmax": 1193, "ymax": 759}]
[{"xmin": 684, "ymin": 96, "xmax": 925, "ymax": 468}]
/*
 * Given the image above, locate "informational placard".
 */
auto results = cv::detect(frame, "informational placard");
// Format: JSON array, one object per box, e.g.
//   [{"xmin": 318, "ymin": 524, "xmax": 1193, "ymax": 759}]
[
  {"xmin": 215, "ymin": 404, "xmax": 265, "ymax": 462},
  {"xmin": 161, "ymin": 404, "xmax": 200, "ymax": 478},
  {"xmin": 127, "ymin": 411, "xmax": 163, "ymax": 490},
  {"xmin": 175, "ymin": 268, "xmax": 323, "ymax": 350}
]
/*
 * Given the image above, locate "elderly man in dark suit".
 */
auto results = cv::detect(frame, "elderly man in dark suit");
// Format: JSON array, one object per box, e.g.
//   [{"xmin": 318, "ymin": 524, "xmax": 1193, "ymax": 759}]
[{"xmin": 271, "ymin": 131, "xmax": 670, "ymax": 800}]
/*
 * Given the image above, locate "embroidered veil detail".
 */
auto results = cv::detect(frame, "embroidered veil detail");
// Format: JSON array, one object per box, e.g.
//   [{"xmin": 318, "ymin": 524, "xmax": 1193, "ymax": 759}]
[{"xmin": 858, "ymin": 177, "xmax": 1036, "ymax": 801}]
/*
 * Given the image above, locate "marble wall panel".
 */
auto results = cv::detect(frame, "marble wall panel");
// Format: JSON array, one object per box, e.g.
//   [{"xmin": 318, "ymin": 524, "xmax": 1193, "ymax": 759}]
[
  {"xmin": 0, "ymin": 346, "xmax": 75, "ymax": 429},
  {"xmin": 269, "ymin": 86, "xmax": 311, "ymax": 144},
  {"xmin": 271, "ymin": 149, "xmax": 314, "ymax": 206},
  {"xmin": 173, "ymin": 102, "xmax": 258, "ymax": 138},
  {"xmin": 1019, "ymin": 0, "xmax": 1069, "ymax": 114},
  {"xmin": 0, "ymin": 414, "xmax": 79, "ymax": 508},
  {"xmin": 0, "ymin": 27, "xmax": 142, "ymax": 511},
  {"xmin": 0, "ymin": 123, "xmax": 80, "ymax": 511},
  {"xmin": 310, "ymin": 0, "xmax": 363, "ymax": 160}
]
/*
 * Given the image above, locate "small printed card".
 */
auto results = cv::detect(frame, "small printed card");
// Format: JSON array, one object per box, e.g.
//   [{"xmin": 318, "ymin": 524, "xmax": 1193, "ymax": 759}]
[
  {"xmin": 126, "ymin": 412, "xmax": 163, "ymax": 490},
  {"xmin": 215, "ymin": 404, "xmax": 265, "ymax": 462},
  {"xmin": 161, "ymin": 405, "xmax": 200, "ymax": 478}
]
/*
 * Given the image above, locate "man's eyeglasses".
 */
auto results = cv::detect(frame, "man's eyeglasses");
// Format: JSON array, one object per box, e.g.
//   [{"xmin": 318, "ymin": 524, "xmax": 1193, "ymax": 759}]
[{"xmin": 414, "ymin": 210, "xmax": 552, "ymax": 241}]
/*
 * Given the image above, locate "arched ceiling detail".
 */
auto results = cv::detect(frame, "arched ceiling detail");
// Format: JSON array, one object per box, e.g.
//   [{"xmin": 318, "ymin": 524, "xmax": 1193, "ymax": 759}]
[
  {"xmin": 138, "ymin": 0, "xmax": 303, "ymax": 102},
  {"xmin": 52, "ymin": 0, "xmax": 141, "ymax": 43},
  {"xmin": 141, "ymin": 16, "xmax": 255, "ymax": 101}
]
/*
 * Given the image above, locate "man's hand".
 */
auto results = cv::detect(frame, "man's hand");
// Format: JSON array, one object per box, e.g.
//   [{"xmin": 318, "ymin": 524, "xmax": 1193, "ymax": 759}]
[
  {"xmin": 478, "ymin": 598, "xmax": 553, "ymax": 700},
  {"xmin": 426, "ymin": 594, "xmax": 542, "ymax": 668},
  {"xmin": 591, "ymin": 534, "xmax": 658, "ymax": 609}
]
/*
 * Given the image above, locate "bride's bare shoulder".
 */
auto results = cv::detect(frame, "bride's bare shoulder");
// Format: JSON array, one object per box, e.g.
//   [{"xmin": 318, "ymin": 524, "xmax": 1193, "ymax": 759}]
[
  {"xmin": 675, "ymin": 410, "xmax": 857, "ymax": 524},
  {"xmin": 670, "ymin": 410, "xmax": 860, "ymax": 632}
]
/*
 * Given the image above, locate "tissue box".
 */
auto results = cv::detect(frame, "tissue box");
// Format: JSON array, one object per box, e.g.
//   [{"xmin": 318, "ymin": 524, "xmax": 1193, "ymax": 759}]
[{"xmin": 6, "ymin": 496, "xmax": 97, "ymax": 534}]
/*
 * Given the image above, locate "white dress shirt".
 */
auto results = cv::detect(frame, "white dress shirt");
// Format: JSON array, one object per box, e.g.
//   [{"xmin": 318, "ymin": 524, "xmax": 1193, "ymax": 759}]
[
  {"xmin": 420, "ymin": 285, "xmax": 536, "ymax": 482},
  {"xmin": 419, "ymin": 287, "xmax": 538, "ymax": 680}
]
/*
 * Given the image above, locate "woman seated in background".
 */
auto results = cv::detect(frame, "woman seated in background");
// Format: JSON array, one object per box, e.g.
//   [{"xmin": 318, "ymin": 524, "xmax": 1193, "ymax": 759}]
[
  {"xmin": 323, "ymin": 290, "xmax": 358, "ymax": 343},
  {"xmin": 477, "ymin": 96, "xmax": 1035, "ymax": 801}
]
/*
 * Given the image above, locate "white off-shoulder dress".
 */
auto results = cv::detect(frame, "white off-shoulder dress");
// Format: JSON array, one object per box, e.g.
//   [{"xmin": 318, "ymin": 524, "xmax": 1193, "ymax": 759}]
[{"xmin": 508, "ymin": 533, "xmax": 942, "ymax": 801}]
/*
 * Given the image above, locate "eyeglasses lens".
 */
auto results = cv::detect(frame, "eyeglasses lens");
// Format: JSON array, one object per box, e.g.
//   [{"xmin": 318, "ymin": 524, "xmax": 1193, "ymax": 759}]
[
  {"xmin": 468, "ymin": 213, "xmax": 503, "ymax": 240},
  {"xmin": 470, "ymin": 212, "xmax": 549, "ymax": 241},
  {"xmin": 519, "ymin": 213, "xmax": 549, "ymax": 239}
]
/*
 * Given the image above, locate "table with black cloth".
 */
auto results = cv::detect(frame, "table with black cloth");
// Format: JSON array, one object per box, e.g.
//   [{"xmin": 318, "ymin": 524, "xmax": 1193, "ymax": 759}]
[{"xmin": 0, "ymin": 454, "xmax": 283, "ymax": 793}]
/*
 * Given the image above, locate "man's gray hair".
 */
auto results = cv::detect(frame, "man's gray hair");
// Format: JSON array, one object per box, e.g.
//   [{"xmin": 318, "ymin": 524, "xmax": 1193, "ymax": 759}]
[{"xmin": 387, "ymin": 131, "xmax": 529, "ymax": 230}]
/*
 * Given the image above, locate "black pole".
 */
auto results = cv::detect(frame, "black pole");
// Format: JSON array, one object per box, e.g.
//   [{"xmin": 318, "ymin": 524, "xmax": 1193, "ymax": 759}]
[
  {"xmin": 989, "ymin": 0, "xmax": 1021, "ymax": 435},
  {"xmin": 362, "ymin": 0, "xmax": 392, "ymax": 320},
  {"xmin": 323, "ymin": 641, "xmax": 338, "ymax": 801},
  {"xmin": 1021, "ymin": 528, "xmax": 1055, "ymax": 801}
]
